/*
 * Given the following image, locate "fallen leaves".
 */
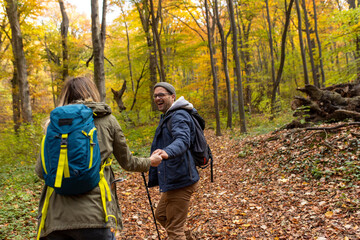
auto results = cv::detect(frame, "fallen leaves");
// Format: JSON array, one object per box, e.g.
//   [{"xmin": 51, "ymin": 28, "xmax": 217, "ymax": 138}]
[{"xmin": 115, "ymin": 124, "xmax": 360, "ymax": 239}]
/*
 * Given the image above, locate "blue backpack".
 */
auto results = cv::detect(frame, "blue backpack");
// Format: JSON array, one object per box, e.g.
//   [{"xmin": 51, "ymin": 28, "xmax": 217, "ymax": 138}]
[{"xmin": 40, "ymin": 104, "xmax": 101, "ymax": 195}]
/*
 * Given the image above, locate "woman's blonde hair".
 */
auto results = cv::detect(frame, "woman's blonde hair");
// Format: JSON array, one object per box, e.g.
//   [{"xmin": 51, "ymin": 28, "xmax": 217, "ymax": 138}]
[{"xmin": 58, "ymin": 76, "xmax": 101, "ymax": 106}]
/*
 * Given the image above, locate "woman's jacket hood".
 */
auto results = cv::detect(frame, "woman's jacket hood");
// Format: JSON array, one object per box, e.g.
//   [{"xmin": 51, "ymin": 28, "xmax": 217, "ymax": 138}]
[{"xmin": 76, "ymin": 101, "xmax": 112, "ymax": 118}]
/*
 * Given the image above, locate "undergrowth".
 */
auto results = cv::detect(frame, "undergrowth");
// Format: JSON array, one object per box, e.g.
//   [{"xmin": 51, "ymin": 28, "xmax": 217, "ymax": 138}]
[{"xmin": 3, "ymin": 111, "xmax": 357, "ymax": 239}]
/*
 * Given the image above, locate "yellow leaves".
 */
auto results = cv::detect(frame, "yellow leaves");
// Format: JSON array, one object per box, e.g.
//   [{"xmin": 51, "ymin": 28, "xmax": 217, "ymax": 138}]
[
  {"xmin": 232, "ymin": 219, "xmax": 243, "ymax": 224},
  {"xmin": 325, "ymin": 211, "xmax": 334, "ymax": 218}
]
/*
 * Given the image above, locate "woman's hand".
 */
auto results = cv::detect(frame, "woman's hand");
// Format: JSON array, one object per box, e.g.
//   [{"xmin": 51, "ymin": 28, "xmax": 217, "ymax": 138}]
[
  {"xmin": 152, "ymin": 149, "xmax": 169, "ymax": 159},
  {"xmin": 150, "ymin": 151, "xmax": 162, "ymax": 167}
]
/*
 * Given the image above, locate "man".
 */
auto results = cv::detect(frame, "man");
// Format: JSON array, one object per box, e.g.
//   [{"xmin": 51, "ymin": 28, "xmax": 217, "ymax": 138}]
[{"xmin": 148, "ymin": 82, "xmax": 199, "ymax": 240}]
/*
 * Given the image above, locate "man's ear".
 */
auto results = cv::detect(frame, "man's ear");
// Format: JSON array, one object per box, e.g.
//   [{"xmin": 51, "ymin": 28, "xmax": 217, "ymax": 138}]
[{"xmin": 171, "ymin": 94, "xmax": 176, "ymax": 101}]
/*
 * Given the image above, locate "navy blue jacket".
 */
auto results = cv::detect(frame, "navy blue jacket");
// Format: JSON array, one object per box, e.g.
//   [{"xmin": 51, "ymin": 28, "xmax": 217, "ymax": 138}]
[{"xmin": 148, "ymin": 108, "xmax": 200, "ymax": 192}]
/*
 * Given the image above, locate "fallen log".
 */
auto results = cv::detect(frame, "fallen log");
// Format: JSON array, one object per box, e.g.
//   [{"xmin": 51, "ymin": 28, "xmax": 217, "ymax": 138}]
[{"xmin": 288, "ymin": 84, "xmax": 360, "ymax": 128}]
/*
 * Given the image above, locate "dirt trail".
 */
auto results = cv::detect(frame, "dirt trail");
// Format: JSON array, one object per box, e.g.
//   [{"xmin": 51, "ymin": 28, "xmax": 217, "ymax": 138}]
[{"xmin": 116, "ymin": 129, "xmax": 360, "ymax": 240}]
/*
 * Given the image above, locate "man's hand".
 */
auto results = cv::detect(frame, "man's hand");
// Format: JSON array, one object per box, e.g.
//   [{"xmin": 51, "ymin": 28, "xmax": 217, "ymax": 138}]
[
  {"xmin": 152, "ymin": 149, "xmax": 169, "ymax": 159},
  {"xmin": 150, "ymin": 152, "xmax": 162, "ymax": 167}
]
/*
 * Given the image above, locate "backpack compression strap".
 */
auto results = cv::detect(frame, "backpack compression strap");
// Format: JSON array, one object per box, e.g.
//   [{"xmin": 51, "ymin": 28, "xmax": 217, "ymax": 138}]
[
  {"xmin": 82, "ymin": 127, "xmax": 97, "ymax": 169},
  {"xmin": 41, "ymin": 136, "xmax": 47, "ymax": 174},
  {"xmin": 98, "ymin": 158, "xmax": 117, "ymax": 225},
  {"xmin": 54, "ymin": 134, "xmax": 70, "ymax": 188},
  {"xmin": 36, "ymin": 186, "xmax": 54, "ymax": 240},
  {"xmin": 37, "ymin": 160, "xmax": 117, "ymax": 239}
]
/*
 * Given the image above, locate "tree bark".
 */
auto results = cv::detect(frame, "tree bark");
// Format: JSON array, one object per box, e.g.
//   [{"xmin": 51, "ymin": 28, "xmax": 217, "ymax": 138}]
[
  {"xmin": 58, "ymin": 0, "xmax": 69, "ymax": 82},
  {"xmin": 119, "ymin": 2, "xmax": 134, "ymax": 93},
  {"xmin": 235, "ymin": 2, "xmax": 253, "ymax": 115},
  {"xmin": 346, "ymin": 0, "xmax": 360, "ymax": 81},
  {"xmin": 111, "ymin": 80, "xmax": 127, "ymax": 112},
  {"xmin": 271, "ymin": 0, "xmax": 294, "ymax": 116},
  {"xmin": 11, "ymin": 61, "xmax": 21, "ymax": 132},
  {"xmin": 214, "ymin": 0, "xmax": 232, "ymax": 129},
  {"xmin": 295, "ymin": 0, "xmax": 309, "ymax": 85},
  {"xmin": 149, "ymin": 0, "xmax": 166, "ymax": 82},
  {"xmin": 265, "ymin": 0, "xmax": 277, "ymax": 116},
  {"xmin": 301, "ymin": 0, "xmax": 318, "ymax": 87},
  {"xmin": 312, "ymin": 0, "xmax": 325, "ymax": 87},
  {"xmin": 6, "ymin": 0, "xmax": 33, "ymax": 123},
  {"xmin": 134, "ymin": 0, "xmax": 157, "ymax": 111},
  {"xmin": 205, "ymin": 0, "xmax": 221, "ymax": 136},
  {"xmin": 228, "ymin": 0, "xmax": 247, "ymax": 133},
  {"xmin": 130, "ymin": 59, "xmax": 148, "ymax": 110},
  {"xmin": 291, "ymin": 84, "xmax": 360, "ymax": 123},
  {"xmin": 91, "ymin": 0, "xmax": 106, "ymax": 101}
]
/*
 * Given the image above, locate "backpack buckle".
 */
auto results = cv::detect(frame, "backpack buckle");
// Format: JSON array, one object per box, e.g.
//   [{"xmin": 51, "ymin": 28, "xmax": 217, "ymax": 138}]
[{"xmin": 60, "ymin": 135, "xmax": 68, "ymax": 148}]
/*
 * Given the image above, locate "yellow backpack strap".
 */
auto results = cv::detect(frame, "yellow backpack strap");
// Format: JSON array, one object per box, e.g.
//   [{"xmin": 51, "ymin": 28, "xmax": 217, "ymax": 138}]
[
  {"xmin": 98, "ymin": 159, "xmax": 117, "ymax": 226},
  {"xmin": 88, "ymin": 127, "xmax": 97, "ymax": 168},
  {"xmin": 41, "ymin": 135, "xmax": 47, "ymax": 174},
  {"xmin": 82, "ymin": 128, "xmax": 97, "ymax": 169},
  {"xmin": 54, "ymin": 134, "xmax": 70, "ymax": 188},
  {"xmin": 37, "ymin": 186, "xmax": 54, "ymax": 240}
]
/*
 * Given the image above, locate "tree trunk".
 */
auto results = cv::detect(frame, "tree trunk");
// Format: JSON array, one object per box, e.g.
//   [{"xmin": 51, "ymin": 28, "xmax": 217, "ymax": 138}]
[
  {"xmin": 265, "ymin": 0, "xmax": 277, "ymax": 116},
  {"xmin": 235, "ymin": 2, "xmax": 253, "ymax": 115},
  {"xmin": 301, "ymin": 0, "xmax": 318, "ymax": 87},
  {"xmin": 91, "ymin": 0, "xmax": 106, "ymax": 101},
  {"xmin": 6, "ymin": 0, "xmax": 33, "ymax": 123},
  {"xmin": 295, "ymin": 0, "xmax": 309, "ymax": 85},
  {"xmin": 205, "ymin": 0, "xmax": 221, "ymax": 136},
  {"xmin": 134, "ymin": 0, "xmax": 157, "ymax": 111},
  {"xmin": 346, "ymin": 0, "xmax": 360, "ymax": 81},
  {"xmin": 227, "ymin": 0, "xmax": 247, "ymax": 133},
  {"xmin": 214, "ymin": 0, "xmax": 232, "ymax": 129},
  {"xmin": 58, "ymin": 0, "xmax": 69, "ymax": 82},
  {"xmin": 111, "ymin": 80, "xmax": 127, "ymax": 112},
  {"xmin": 119, "ymin": 2, "xmax": 134, "ymax": 93},
  {"xmin": 11, "ymin": 62, "xmax": 21, "ymax": 132},
  {"xmin": 312, "ymin": 0, "xmax": 325, "ymax": 87},
  {"xmin": 271, "ymin": 0, "xmax": 294, "ymax": 116},
  {"xmin": 130, "ymin": 60, "xmax": 148, "ymax": 110},
  {"xmin": 149, "ymin": 0, "xmax": 166, "ymax": 82}
]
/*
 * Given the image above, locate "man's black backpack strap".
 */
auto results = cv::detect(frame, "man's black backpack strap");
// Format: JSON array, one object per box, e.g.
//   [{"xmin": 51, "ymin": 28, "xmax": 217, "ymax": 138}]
[{"xmin": 166, "ymin": 109, "xmax": 214, "ymax": 182}]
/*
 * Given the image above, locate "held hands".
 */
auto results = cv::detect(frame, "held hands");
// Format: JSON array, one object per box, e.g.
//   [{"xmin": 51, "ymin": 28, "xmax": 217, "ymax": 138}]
[
  {"xmin": 152, "ymin": 149, "xmax": 169, "ymax": 159},
  {"xmin": 150, "ymin": 151, "xmax": 162, "ymax": 167},
  {"xmin": 150, "ymin": 149, "xmax": 168, "ymax": 167}
]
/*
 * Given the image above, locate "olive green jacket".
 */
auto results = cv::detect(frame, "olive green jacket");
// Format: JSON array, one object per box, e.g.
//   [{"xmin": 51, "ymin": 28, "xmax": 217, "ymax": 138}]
[{"xmin": 35, "ymin": 101, "xmax": 150, "ymax": 237}]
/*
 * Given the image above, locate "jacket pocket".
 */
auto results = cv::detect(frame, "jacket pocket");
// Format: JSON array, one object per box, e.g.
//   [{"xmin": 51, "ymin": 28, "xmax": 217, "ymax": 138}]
[{"xmin": 165, "ymin": 157, "xmax": 188, "ymax": 185}]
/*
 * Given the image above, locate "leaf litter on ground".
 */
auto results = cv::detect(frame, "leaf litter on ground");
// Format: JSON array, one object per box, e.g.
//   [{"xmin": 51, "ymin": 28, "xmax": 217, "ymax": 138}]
[{"xmin": 116, "ymin": 123, "xmax": 360, "ymax": 239}]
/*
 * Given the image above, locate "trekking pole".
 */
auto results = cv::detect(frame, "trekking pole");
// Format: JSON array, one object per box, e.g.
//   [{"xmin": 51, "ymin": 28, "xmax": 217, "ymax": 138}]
[
  {"xmin": 210, "ymin": 154, "xmax": 214, "ymax": 183},
  {"xmin": 208, "ymin": 146, "xmax": 214, "ymax": 183},
  {"xmin": 141, "ymin": 172, "xmax": 161, "ymax": 240}
]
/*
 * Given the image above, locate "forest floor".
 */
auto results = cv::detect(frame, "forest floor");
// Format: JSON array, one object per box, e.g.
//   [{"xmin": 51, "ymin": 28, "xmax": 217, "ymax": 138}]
[{"xmin": 116, "ymin": 124, "xmax": 360, "ymax": 240}]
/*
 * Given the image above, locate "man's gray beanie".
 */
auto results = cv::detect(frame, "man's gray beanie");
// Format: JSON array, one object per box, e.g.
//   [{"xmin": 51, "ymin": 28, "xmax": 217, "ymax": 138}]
[{"xmin": 154, "ymin": 82, "xmax": 176, "ymax": 97}]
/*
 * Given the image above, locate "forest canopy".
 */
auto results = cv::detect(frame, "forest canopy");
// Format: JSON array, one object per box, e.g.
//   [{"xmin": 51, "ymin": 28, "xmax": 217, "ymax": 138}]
[{"xmin": 1, "ymin": 0, "xmax": 360, "ymax": 132}]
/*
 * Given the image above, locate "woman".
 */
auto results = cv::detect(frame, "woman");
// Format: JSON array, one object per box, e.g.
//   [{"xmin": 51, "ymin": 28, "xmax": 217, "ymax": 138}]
[{"xmin": 35, "ymin": 76, "xmax": 162, "ymax": 240}]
